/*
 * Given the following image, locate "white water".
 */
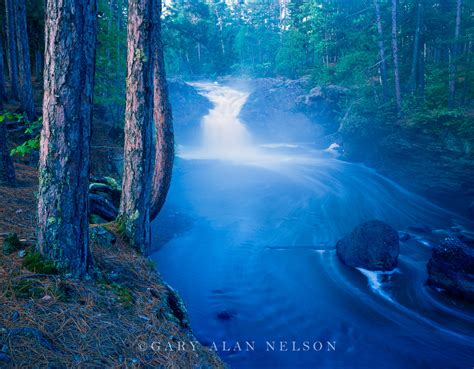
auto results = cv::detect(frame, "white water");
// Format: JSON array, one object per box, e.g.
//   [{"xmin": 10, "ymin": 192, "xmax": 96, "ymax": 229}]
[
  {"xmin": 183, "ymin": 82, "xmax": 253, "ymax": 160},
  {"xmin": 153, "ymin": 82, "xmax": 474, "ymax": 369}
]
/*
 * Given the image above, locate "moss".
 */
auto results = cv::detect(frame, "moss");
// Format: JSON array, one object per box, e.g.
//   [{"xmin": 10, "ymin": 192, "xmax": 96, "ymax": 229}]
[
  {"xmin": 97, "ymin": 278, "xmax": 134, "ymax": 307},
  {"xmin": 111, "ymin": 283, "xmax": 134, "ymax": 306},
  {"xmin": 2, "ymin": 233, "xmax": 23, "ymax": 255},
  {"xmin": 12, "ymin": 279, "xmax": 44, "ymax": 299},
  {"xmin": 22, "ymin": 251, "xmax": 59, "ymax": 274},
  {"xmin": 147, "ymin": 258, "xmax": 157, "ymax": 270}
]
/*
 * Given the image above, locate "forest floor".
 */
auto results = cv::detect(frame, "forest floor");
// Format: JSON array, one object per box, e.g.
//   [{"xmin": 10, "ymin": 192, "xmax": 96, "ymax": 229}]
[{"xmin": 0, "ymin": 163, "xmax": 224, "ymax": 368}]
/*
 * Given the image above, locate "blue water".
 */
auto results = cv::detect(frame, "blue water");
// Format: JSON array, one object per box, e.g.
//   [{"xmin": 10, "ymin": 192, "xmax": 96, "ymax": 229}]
[{"xmin": 150, "ymin": 83, "xmax": 474, "ymax": 369}]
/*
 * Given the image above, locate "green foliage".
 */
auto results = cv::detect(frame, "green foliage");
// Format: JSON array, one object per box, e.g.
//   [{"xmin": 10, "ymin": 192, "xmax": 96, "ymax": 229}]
[
  {"xmin": 12, "ymin": 279, "xmax": 44, "ymax": 299},
  {"xmin": 10, "ymin": 116, "xmax": 42, "ymax": 157},
  {"xmin": 2, "ymin": 233, "xmax": 23, "ymax": 255},
  {"xmin": 22, "ymin": 251, "xmax": 59, "ymax": 274}
]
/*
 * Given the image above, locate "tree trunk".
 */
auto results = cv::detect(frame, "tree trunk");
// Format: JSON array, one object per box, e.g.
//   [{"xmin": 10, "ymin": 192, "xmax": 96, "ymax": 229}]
[
  {"xmin": 0, "ymin": 38, "xmax": 7, "ymax": 101},
  {"xmin": 38, "ymin": 0, "xmax": 98, "ymax": 277},
  {"xmin": 448, "ymin": 0, "xmax": 463, "ymax": 108},
  {"xmin": 0, "ymin": 104, "xmax": 16, "ymax": 186},
  {"xmin": 391, "ymin": 0, "xmax": 402, "ymax": 115},
  {"xmin": 418, "ymin": 40, "xmax": 426, "ymax": 97},
  {"xmin": 5, "ymin": 0, "xmax": 19, "ymax": 100},
  {"xmin": 14, "ymin": 0, "xmax": 36, "ymax": 121},
  {"xmin": 408, "ymin": 0, "xmax": 422, "ymax": 93},
  {"xmin": 373, "ymin": 0, "xmax": 389, "ymax": 101},
  {"xmin": 118, "ymin": 0, "xmax": 154, "ymax": 252},
  {"xmin": 35, "ymin": 49, "xmax": 43, "ymax": 79},
  {"xmin": 150, "ymin": 0, "xmax": 174, "ymax": 221}
]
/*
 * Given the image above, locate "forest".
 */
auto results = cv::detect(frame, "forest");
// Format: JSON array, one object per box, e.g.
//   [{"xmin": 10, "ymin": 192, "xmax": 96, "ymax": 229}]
[{"xmin": 0, "ymin": 0, "xmax": 473, "ymax": 368}]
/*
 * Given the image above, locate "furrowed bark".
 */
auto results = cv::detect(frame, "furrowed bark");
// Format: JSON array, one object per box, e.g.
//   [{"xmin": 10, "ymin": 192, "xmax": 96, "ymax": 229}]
[
  {"xmin": 38, "ymin": 0, "xmax": 98, "ymax": 277},
  {"xmin": 150, "ymin": 0, "xmax": 174, "ymax": 221},
  {"xmin": 5, "ymin": 0, "xmax": 19, "ymax": 100},
  {"xmin": 14, "ymin": 0, "xmax": 36, "ymax": 121},
  {"xmin": 118, "ymin": 0, "xmax": 154, "ymax": 253}
]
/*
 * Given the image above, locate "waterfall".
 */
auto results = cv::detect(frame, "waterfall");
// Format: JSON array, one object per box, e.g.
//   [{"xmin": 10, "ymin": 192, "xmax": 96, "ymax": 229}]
[{"xmin": 183, "ymin": 82, "xmax": 255, "ymax": 160}]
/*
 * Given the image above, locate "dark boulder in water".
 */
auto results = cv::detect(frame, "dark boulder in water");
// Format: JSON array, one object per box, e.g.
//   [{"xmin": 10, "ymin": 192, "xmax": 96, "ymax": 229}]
[
  {"xmin": 427, "ymin": 237, "xmax": 474, "ymax": 301},
  {"xmin": 336, "ymin": 220, "xmax": 400, "ymax": 271}
]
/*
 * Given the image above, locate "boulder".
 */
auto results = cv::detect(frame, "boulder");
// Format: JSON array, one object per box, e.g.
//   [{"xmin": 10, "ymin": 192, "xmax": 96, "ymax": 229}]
[
  {"xmin": 427, "ymin": 237, "xmax": 474, "ymax": 301},
  {"xmin": 336, "ymin": 220, "xmax": 400, "ymax": 271},
  {"xmin": 89, "ymin": 193, "xmax": 118, "ymax": 222}
]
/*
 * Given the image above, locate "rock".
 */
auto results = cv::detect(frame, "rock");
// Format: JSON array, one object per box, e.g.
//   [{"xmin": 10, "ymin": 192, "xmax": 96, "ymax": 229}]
[
  {"xmin": 398, "ymin": 231, "xmax": 412, "ymax": 242},
  {"xmin": 407, "ymin": 224, "xmax": 432, "ymax": 234},
  {"xmin": 427, "ymin": 237, "xmax": 474, "ymax": 301},
  {"xmin": 216, "ymin": 311, "xmax": 233, "ymax": 321},
  {"xmin": 90, "ymin": 226, "xmax": 116, "ymax": 247},
  {"xmin": 168, "ymin": 79, "xmax": 213, "ymax": 143},
  {"xmin": 336, "ymin": 220, "xmax": 400, "ymax": 271},
  {"xmin": 89, "ymin": 193, "xmax": 118, "ymax": 222}
]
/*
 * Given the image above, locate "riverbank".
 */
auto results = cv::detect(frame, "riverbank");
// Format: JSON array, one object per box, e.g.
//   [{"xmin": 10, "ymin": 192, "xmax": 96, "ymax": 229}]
[{"xmin": 0, "ymin": 163, "xmax": 224, "ymax": 367}]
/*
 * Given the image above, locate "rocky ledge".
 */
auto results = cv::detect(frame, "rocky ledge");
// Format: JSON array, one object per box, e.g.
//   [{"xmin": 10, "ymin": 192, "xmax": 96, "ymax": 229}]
[{"xmin": 427, "ymin": 237, "xmax": 474, "ymax": 301}]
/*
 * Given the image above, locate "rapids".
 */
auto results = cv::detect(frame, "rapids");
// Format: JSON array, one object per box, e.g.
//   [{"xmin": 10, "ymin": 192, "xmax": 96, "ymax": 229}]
[{"xmin": 150, "ymin": 82, "xmax": 474, "ymax": 369}]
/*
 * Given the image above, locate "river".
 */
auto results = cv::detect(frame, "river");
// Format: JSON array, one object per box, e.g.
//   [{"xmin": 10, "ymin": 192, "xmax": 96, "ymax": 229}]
[{"xmin": 150, "ymin": 82, "xmax": 474, "ymax": 369}]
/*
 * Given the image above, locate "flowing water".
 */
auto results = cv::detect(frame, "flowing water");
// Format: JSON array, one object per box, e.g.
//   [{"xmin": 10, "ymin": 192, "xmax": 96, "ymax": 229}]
[{"xmin": 150, "ymin": 82, "xmax": 474, "ymax": 369}]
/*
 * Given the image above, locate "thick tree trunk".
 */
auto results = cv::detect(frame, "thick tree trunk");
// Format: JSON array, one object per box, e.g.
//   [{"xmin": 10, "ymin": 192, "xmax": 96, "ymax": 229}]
[
  {"xmin": 118, "ymin": 0, "xmax": 154, "ymax": 253},
  {"xmin": 14, "ymin": 0, "xmax": 36, "ymax": 121},
  {"xmin": 38, "ymin": 0, "xmax": 97, "ymax": 277},
  {"xmin": 373, "ymin": 0, "xmax": 389, "ymax": 101},
  {"xmin": 0, "ymin": 38, "xmax": 7, "ymax": 101},
  {"xmin": 448, "ymin": 0, "xmax": 463, "ymax": 108},
  {"xmin": 5, "ymin": 0, "xmax": 19, "ymax": 100},
  {"xmin": 150, "ymin": 0, "xmax": 174, "ymax": 221},
  {"xmin": 408, "ymin": 0, "xmax": 422, "ymax": 93},
  {"xmin": 391, "ymin": 0, "xmax": 402, "ymax": 115},
  {"xmin": 0, "ymin": 106, "xmax": 16, "ymax": 186}
]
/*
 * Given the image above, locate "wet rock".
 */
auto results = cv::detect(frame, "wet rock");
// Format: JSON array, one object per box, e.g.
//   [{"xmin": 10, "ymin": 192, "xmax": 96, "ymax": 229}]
[
  {"xmin": 216, "ymin": 311, "xmax": 233, "ymax": 321},
  {"xmin": 427, "ymin": 237, "xmax": 474, "ymax": 301},
  {"xmin": 399, "ymin": 231, "xmax": 412, "ymax": 242},
  {"xmin": 336, "ymin": 220, "xmax": 400, "ymax": 271},
  {"xmin": 407, "ymin": 224, "xmax": 432, "ymax": 234}
]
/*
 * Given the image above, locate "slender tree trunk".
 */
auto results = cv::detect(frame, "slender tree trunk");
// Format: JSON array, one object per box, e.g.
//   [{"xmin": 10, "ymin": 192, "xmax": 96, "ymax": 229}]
[
  {"xmin": 0, "ymin": 38, "xmax": 7, "ymax": 101},
  {"xmin": 448, "ymin": 0, "xmax": 463, "ymax": 108},
  {"xmin": 5, "ymin": 0, "xmax": 19, "ymax": 100},
  {"xmin": 418, "ymin": 40, "xmax": 426, "ymax": 97},
  {"xmin": 0, "ymin": 101, "xmax": 16, "ymax": 187},
  {"xmin": 35, "ymin": 49, "xmax": 43, "ymax": 79},
  {"xmin": 373, "ymin": 0, "xmax": 389, "ymax": 101},
  {"xmin": 119, "ymin": 0, "xmax": 154, "ymax": 252},
  {"xmin": 391, "ymin": 0, "xmax": 402, "ymax": 115},
  {"xmin": 14, "ymin": 0, "xmax": 36, "ymax": 121},
  {"xmin": 408, "ymin": 0, "xmax": 422, "ymax": 93},
  {"xmin": 150, "ymin": 0, "xmax": 174, "ymax": 221},
  {"xmin": 38, "ymin": 0, "xmax": 98, "ymax": 277}
]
